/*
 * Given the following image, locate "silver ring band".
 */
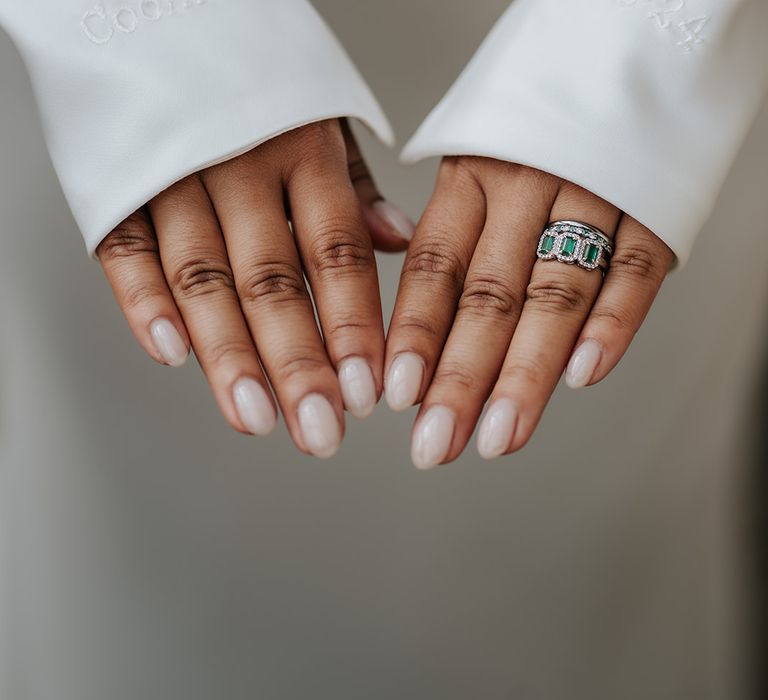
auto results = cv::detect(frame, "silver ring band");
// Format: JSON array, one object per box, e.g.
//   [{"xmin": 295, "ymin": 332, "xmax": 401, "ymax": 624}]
[{"xmin": 536, "ymin": 220, "xmax": 613, "ymax": 273}]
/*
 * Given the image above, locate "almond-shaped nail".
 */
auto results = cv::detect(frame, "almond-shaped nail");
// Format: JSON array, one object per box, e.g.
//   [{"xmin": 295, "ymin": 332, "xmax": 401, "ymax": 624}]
[
  {"xmin": 372, "ymin": 200, "xmax": 415, "ymax": 241},
  {"xmin": 233, "ymin": 378, "xmax": 277, "ymax": 436},
  {"xmin": 150, "ymin": 318, "xmax": 188, "ymax": 367},
  {"xmin": 477, "ymin": 398, "xmax": 518, "ymax": 460},
  {"xmin": 411, "ymin": 405, "xmax": 455, "ymax": 470},
  {"xmin": 566, "ymin": 339, "xmax": 603, "ymax": 389},
  {"xmin": 298, "ymin": 394, "xmax": 342, "ymax": 459},
  {"xmin": 385, "ymin": 353, "xmax": 424, "ymax": 412},
  {"xmin": 338, "ymin": 357, "xmax": 377, "ymax": 419}
]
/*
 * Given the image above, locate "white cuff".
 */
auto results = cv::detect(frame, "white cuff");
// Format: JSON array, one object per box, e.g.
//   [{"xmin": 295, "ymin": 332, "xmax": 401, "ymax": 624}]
[
  {"xmin": 401, "ymin": 0, "xmax": 768, "ymax": 266},
  {"xmin": 0, "ymin": 0, "xmax": 393, "ymax": 258}
]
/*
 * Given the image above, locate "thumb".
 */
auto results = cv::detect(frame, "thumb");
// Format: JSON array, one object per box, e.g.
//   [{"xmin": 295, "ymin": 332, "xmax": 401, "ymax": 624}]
[{"xmin": 341, "ymin": 119, "xmax": 414, "ymax": 253}]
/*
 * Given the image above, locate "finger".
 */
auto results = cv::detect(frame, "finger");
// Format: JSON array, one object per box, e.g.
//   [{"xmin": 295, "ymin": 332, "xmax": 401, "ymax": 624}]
[
  {"xmin": 409, "ymin": 165, "xmax": 560, "ymax": 469},
  {"xmin": 286, "ymin": 121, "xmax": 383, "ymax": 419},
  {"xmin": 384, "ymin": 157, "xmax": 487, "ymax": 415},
  {"xmin": 564, "ymin": 215, "xmax": 674, "ymax": 389},
  {"xmin": 477, "ymin": 183, "xmax": 622, "ymax": 460},
  {"xmin": 149, "ymin": 175, "xmax": 278, "ymax": 438},
  {"xmin": 200, "ymin": 146, "xmax": 344, "ymax": 456},
  {"xmin": 341, "ymin": 119, "xmax": 414, "ymax": 251},
  {"xmin": 97, "ymin": 208, "xmax": 190, "ymax": 368}
]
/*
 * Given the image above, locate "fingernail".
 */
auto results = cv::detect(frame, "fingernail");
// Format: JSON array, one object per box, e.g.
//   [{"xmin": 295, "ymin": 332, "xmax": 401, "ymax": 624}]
[
  {"xmin": 477, "ymin": 398, "xmax": 518, "ymax": 460},
  {"xmin": 385, "ymin": 353, "xmax": 424, "ymax": 412},
  {"xmin": 338, "ymin": 357, "xmax": 377, "ymax": 419},
  {"xmin": 373, "ymin": 200, "xmax": 415, "ymax": 241},
  {"xmin": 233, "ymin": 378, "xmax": 277, "ymax": 436},
  {"xmin": 298, "ymin": 394, "xmax": 342, "ymax": 459},
  {"xmin": 411, "ymin": 405, "xmax": 455, "ymax": 470},
  {"xmin": 566, "ymin": 339, "xmax": 603, "ymax": 389},
  {"xmin": 150, "ymin": 318, "xmax": 188, "ymax": 367}
]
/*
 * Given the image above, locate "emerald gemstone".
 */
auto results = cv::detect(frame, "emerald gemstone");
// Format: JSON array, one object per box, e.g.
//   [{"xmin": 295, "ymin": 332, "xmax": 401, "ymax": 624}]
[
  {"xmin": 539, "ymin": 235, "xmax": 555, "ymax": 254},
  {"xmin": 561, "ymin": 236, "xmax": 577, "ymax": 256},
  {"xmin": 584, "ymin": 243, "xmax": 600, "ymax": 265}
]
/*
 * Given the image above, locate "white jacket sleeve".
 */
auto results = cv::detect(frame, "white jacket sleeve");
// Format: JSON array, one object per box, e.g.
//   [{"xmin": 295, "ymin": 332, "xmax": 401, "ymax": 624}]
[
  {"xmin": 401, "ymin": 0, "xmax": 768, "ymax": 265},
  {"xmin": 0, "ymin": 0, "xmax": 392, "ymax": 258}
]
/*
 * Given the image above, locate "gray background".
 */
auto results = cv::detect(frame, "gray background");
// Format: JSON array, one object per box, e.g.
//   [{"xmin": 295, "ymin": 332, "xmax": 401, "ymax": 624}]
[{"xmin": 2, "ymin": 1, "xmax": 767, "ymax": 698}]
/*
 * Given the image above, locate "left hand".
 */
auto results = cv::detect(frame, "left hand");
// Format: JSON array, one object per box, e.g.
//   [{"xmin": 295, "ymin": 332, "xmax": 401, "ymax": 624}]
[{"xmin": 384, "ymin": 157, "xmax": 675, "ymax": 469}]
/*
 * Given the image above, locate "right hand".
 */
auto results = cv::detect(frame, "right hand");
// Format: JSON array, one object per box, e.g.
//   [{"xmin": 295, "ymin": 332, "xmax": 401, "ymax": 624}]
[{"xmin": 96, "ymin": 119, "xmax": 414, "ymax": 459}]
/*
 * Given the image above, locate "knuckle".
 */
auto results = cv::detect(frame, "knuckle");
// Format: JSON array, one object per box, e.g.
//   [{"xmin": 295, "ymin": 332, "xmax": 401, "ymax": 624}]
[
  {"xmin": 526, "ymin": 274, "xmax": 591, "ymax": 315},
  {"xmin": 403, "ymin": 240, "xmax": 466, "ymax": 287},
  {"xmin": 590, "ymin": 301, "xmax": 637, "ymax": 333},
  {"xmin": 205, "ymin": 338, "xmax": 255, "ymax": 368},
  {"xmin": 438, "ymin": 155, "xmax": 485, "ymax": 185},
  {"xmin": 237, "ymin": 261, "xmax": 308, "ymax": 306},
  {"xmin": 499, "ymin": 357, "xmax": 546, "ymax": 387},
  {"xmin": 206, "ymin": 151, "xmax": 268, "ymax": 188},
  {"xmin": 171, "ymin": 256, "xmax": 235, "ymax": 300},
  {"xmin": 459, "ymin": 274, "xmax": 523, "ymax": 316},
  {"xmin": 610, "ymin": 245, "xmax": 659, "ymax": 281},
  {"xmin": 324, "ymin": 318, "xmax": 375, "ymax": 339},
  {"xmin": 432, "ymin": 362, "xmax": 478, "ymax": 393},
  {"xmin": 393, "ymin": 311, "xmax": 443, "ymax": 341},
  {"xmin": 121, "ymin": 281, "xmax": 168, "ymax": 311},
  {"xmin": 274, "ymin": 352, "xmax": 329, "ymax": 384},
  {"xmin": 98, "ymin": 213, "xmax": 157, "ymax": 262},
  {"xmin": 289, "ymin": 121, "xmax": 344, "ymax": 169},
  {"xmin": 308, "ymin": 222, "xmax": 373, "ymax": 274},
  {"xmin": 520, "ymin": 164, "xmax": 560, "ymax": 189}
]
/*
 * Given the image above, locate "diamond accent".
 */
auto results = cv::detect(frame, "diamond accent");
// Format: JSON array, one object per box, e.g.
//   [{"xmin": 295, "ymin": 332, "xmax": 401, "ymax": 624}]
[{"xmin": 536, "ymin": 221, "xmax": 611, "ymax": 273}]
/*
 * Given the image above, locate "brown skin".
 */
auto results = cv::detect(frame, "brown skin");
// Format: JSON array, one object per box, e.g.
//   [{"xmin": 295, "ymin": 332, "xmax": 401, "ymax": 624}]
[
  {"xmin": 386, "ymin": 156, "xmax": 675, "ymax": 465},
  {"xmin": 97, "ymin": 125, "xmax": 673, "ymax": 464},
  {"xmin": 96, "ymin": 119, "xmax": 408, "ymax": 456}
]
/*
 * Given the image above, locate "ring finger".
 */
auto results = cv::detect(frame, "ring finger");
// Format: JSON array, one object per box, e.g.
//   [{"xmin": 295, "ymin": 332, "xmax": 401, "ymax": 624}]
[{"xmin": 476, "ymin": 182, "xmax": 622, "ymax": 460}]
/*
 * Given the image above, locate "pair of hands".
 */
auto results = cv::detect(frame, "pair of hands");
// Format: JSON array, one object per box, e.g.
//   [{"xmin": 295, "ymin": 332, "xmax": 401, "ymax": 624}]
[{"xmin": 97, "ymin": 119, "xmax": 673, "ymax": 468}]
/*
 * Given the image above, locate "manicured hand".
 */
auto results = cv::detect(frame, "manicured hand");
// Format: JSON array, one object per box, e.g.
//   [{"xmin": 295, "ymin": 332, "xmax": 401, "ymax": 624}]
[
  {"xmin": 384, "ymin": 157, "xmax": 674, "ymax": 469},
  {"xmin": 97, "ymin": 119, "xmax": 413, "ymax": 458}
]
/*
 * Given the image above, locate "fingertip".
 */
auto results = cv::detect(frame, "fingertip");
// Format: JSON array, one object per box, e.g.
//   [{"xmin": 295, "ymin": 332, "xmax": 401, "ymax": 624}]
[
  {"xmin": 338, "ymin": 357, "xmax": 378, "ymax": 419},
  {"xmin": 385, "ymin": 353, "xmax": 425, "ymax": 412},
  {"xmin": 410, "ymin": 405, "xmax": 455, "ymax": 470},
  {"xmin": 363, "ymin": 201, "xmax": 413, "ymax": 252},
  {"xmin": 565, "ymin": 338, "xmax": 603, "ymax": 389},
  {"xmin": 372, "ymin": 200, "xmax": 415, "ymax": 240},
  {"xmin": 297, "ymin": 393, "xmax": 344, "ymax": 459},
  {"xmin": 233, "ymin": 377, "xmax": 278, "ymax": 437},
  {"xmin": 477, "ymin": 398, "xmax": 518, "ymax": 460},
  {"xmin": 149, "ymin": 317, "xmax": 190, "ymax": 368}
]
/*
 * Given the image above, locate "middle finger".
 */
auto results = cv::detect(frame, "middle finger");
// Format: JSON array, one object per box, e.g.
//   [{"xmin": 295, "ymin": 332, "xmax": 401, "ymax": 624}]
[
  {"xmin": 410, "ymin": 165, "xmax": 560, "ymax": 469},
  {"xmin": 201, "ymin": 154, "xmax": 344, "ymax": 459}
]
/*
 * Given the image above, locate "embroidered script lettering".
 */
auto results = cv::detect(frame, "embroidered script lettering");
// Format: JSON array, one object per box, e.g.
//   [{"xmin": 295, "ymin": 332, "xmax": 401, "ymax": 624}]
[
  {"xmin": 81, "ymin": 0, "xmax": 207, "ymax": 45},
  {"xmin": 617, "ymin": 0, "xmax": 710, "ymax": 52}
]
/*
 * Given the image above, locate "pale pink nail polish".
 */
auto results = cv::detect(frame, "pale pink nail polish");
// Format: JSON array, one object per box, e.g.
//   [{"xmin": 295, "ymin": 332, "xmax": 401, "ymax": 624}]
[
  {"xmin": 298, "ymin": 394, "xmax": 342, "ymax": 459},
  {"xmin": 411, "ymin": 405, "xmax": 455, "ymax": 470},
  {"xmin": 372, "ymin": 200, "xmax": 415, "ymax": 241},
  {"xmin": 385, "ymin": 353, "xmax": 424, "ymax": 412},
  {"xmin": 338, "ymin": 357, "xmax": 377, "ymax": 419},
  {"xmin": 477, "ymin": 399, "xmax": 518, "ymax": 460},
  {"xmin": 150, "ymin": 318, "xmax": 188, "ymax": 367},
  {"xmin": 566, "ymin": 339, "xmax": 603, "ymax": 389},
  {"xmin": 233, "ymin": 378, "xmax": 277, "ymax": 436}
]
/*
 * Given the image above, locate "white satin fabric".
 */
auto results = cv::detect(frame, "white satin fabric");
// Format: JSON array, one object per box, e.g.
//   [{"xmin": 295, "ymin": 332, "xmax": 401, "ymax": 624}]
[
  {"xmin": 403, "ymin": 0, "xmax": 768, "ymax": 264},
  {"xmin": 1, "ymin": 1, "xmax": 766, "ymax": 260},
  {"xmin": 0, "ymin": 0, "xmax": 392, "ymax": 258},
  {"xmin": 1, "ymin": 2, "xmax": 767, "ymax": 699}
]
